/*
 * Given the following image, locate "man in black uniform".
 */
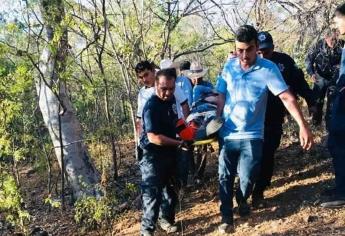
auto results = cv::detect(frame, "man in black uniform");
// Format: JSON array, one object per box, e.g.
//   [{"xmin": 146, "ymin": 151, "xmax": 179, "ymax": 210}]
[
  {"xmin": 252, "ymin": 31, "xmax": 316, "ymax": 206},
  {"xmin": 139, "ymin": 68, "xmax": 185, "ymax": 236},
  {"xmin": 305, "ymin": 29, "xmax": 344, "ymax": 127}
]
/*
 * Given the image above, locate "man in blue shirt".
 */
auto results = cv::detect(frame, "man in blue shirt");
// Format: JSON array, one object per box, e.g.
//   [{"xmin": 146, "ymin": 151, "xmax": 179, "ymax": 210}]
[
  {"xmin": 216, "ymin": 25, "xmax": 313, "ymax": 234},
  {"xmin": 139, "ymin": 69, "xmax": 185, "ymax": 236},
  {"xmin": 320, "ymin": 3, "xmax": 345, "ymax": 208}
]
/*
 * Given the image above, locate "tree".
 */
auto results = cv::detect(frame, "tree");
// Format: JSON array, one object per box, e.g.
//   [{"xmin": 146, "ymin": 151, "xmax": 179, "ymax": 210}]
[{"xmin": 37, "ymin": 0, "xmax": 100, "ymax": 199}]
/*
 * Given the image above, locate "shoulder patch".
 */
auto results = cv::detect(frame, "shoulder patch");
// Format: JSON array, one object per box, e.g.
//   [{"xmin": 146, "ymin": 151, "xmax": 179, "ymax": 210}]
[
  {"xmin": 172, "ymin": 103, "xmax": 177, "ymax": 115},
  {"xmin": 278, "ymin": 63, "xmax": 285, "ymax": 72}
]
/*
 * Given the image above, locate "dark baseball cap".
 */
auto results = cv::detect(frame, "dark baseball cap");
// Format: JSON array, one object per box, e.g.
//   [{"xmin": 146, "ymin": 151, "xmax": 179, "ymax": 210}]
[
  {"xmin": 180, "ymin": 60, "xmax": 191, "ymax": 71},
  {"xmin": 258, "ymin": 31, "xmax": 274, "ymax": 49}
]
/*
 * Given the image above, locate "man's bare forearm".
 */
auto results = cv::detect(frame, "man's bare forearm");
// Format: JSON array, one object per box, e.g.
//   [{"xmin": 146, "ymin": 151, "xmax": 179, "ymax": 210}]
[
  {"xmin": 217, "ymin": 93, "xmax": 225, "ymax": 117},
  {"xmin": 135, "ymin": 118, "xmax": 142, "ymax": 137},
  {"xmin": 182, "ymin": 102, "xmax": 190, "ymax": 119},
  {"xmin": 279, "ymin": 90, "xmax": 307, "ymax": 127}
]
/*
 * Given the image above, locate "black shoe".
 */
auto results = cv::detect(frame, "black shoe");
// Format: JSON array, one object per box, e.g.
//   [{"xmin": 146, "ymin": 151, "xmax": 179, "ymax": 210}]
[
  {"xmin": 252, "ymin": 192, "xmax": 266, "ymax": 209},
  {"xmin": 321, "ymin": 196, "xmax": 345, "ymax": 208},
  {"xmin": 238, "ymin": 201, "xmax": 250, "ymax": 217},
  {"xmin": 235, "ymin": 191, "xmax": 250, "ymax": 217}
]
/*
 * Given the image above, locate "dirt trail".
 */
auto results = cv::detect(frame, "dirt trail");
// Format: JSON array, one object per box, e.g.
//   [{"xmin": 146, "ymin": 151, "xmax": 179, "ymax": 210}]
[
  {"xmin": 10, "ymin": 130, "xmax": 345, "ymax": 236},
  {"xmin": 113, "ymin": 137, "xmax": 345, "ymax": 236}
]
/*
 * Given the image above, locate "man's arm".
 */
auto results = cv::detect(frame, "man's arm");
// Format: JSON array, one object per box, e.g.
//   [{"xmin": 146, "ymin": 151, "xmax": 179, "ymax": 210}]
[
  {"xmin": 135, "ymin": 117, "xmax": 142, "ymax": 137},
  {"xmin": 181, "ymin": 101, "xmax": 190, "ymax": 119},
  {"xmin": 278, "ymin": 89, "xmax": 314, "ymax": 150},
  {"xmin": 216, "ymin": 93, "xmax": 225, "ymax": 117},
  {"xmin": 147, "ymin": 133, "xmax": 182, "ymax": 146},
  {"xmin": 136, "ymin": 90, "xmax": 144, "ymax": 138},
  {"xmin": 215, "ymin": 72, "xmax": 227, "ymax": 117},
  {"xmin": 174, "ymin": 86, "xmax": 190, "ymax": 119},
  {"xmin": 143, "ymin": 102, "xmax": 182, "ymax": 147}
]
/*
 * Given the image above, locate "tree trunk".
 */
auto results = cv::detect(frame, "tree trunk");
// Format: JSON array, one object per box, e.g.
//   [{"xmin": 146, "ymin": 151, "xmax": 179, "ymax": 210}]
[{"xmin": 37, "ymin": 0, "xmax": 101, "ymax": 199}]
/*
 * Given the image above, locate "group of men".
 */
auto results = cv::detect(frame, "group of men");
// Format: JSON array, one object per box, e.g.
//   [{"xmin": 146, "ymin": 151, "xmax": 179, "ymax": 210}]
[{"xmin": 134, "ymin": 3, "xmax": 345, "ymax": 235}]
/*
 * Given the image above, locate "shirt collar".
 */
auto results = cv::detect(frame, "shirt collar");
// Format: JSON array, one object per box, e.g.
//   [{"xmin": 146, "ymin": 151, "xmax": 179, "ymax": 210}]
[{"xmin": 234, "ymin": 56, "xmax": 261, "ymax": 74}]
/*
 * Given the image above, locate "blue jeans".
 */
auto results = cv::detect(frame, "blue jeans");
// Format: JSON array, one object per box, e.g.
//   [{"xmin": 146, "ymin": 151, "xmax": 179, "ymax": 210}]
[
  {"xmin": 140, "ymin": 150, "xmax": 178, "ymax": 233},
  {"xmin": 328, "ymin": 134, "xmax": 345, "ymax": 198},
  {"xmin": 218, "ymin": 139, "xmax": 263, "ymax": 223}
]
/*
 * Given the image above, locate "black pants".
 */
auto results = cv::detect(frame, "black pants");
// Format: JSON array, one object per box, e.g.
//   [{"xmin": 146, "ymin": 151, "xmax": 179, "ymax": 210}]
[
  {"xmin": 176, "ymin": 148, "xmax": 193, "ymax": 187},
  {"xmin": 312, "ymin": 75, "xmax": 333, "ymax": 127},
  {"xmin": 140, "ymin": 150, "xmax": 178, "ymax": 234},
  {"xmin": 253, "ymin": 124, "xmax": 283, "ymax": 196}
]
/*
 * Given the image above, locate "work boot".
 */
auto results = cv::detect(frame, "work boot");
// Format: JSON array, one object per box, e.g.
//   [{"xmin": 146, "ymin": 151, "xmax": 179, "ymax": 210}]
[
  {"xmin": 238, "ymin": 201, "xmax": 250, "ymax": 217},
  {"xmin": 252, "ymin": 191, "xmax": 266, "ymax": 209},
  {"xmin": 235, "ymin": 191, "xmax": 250, "ymax": 217}
]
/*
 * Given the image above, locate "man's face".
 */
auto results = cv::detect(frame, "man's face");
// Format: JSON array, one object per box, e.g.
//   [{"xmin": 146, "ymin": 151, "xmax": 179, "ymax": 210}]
[
  {"xmin": 235, "ymin": 39, "xmax": 258, "ymax": 67},
  {"xmin": 258, "ymin": 47, "xmax": 274, "ymax": 59},
  {"xmin": 334, "ymin": 14, "xmax": 345, "ymax": 35},
  {"xmin": 137, "ymin": 69, "xmax": 155, "ymax": 87},
  {"xmin": 191, "ymin": 77, "xmax": 202, "ymax": 85},
  {"xmin": 325, "ymin": 33, "xmax": 338, "ymax": 48},
  {"xmin": 155, "ymin": 76, "xmax": 175, "ymax": 101}
]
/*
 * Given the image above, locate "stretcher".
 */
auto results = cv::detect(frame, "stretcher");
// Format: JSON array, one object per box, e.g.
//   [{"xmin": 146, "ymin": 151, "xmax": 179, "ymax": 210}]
[{"xmin": 193, "ymin": 137, "xmax": 217, "ymax": 146}]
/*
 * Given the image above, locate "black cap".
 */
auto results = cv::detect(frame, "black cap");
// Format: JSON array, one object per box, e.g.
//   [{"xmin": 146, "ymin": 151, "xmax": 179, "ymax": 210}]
[
  {"xmin": 258, "ymin": 31, "xmax": 274, "ymax": 49},
  {"xmin": 179, "ymin": 61, "xmax": 191, "ymax": 71}
]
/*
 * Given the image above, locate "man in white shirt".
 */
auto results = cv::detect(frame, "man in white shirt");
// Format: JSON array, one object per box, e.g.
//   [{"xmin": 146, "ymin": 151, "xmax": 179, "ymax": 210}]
[{"xmin": 135, "ymin": 61, "xmax": 190, "ymax": 159}]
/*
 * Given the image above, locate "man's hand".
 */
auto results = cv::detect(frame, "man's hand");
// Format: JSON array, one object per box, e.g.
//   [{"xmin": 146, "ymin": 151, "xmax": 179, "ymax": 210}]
[
  {"xmin": 311, "ymin": 74, "xmax": 317, "ymax": 83},
  {"xmin": 279, "ymin": 89, "xmax": 314, "ymax": 150},
  {"xmin": 178, "ymin": 140, "xmax": 193, "ymax": 151},
  {"xmin": 299, "ymin": 125, "xmax": 314, "ymax": 150}
]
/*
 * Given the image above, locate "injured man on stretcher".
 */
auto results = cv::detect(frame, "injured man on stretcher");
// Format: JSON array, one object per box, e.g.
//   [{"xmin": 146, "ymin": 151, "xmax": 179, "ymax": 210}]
[{"xmin": 176, "ymin": 84, "xmax": 224, "ymax": 142}]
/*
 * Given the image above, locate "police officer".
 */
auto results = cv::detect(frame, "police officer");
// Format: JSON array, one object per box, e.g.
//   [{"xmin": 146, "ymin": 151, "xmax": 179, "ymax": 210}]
[
  {"xmin": 305, "ymin": 29, "xmax": 344, "ymax": 127},
  {"xmin": 139, "ymin": 68, "xmax": 185, "ymax": 236},
  {"xmin": 252, "ymin": 31, "xmax": 316, "ymax": 207}
]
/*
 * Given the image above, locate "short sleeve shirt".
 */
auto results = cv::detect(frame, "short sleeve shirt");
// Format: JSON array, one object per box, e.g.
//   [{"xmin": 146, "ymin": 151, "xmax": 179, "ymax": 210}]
[
  {"xmin": 137, "ymin": 86, "xmax": 187, "ymax": 119},
  {"xmin": 216, "ymin": 56, "xmax": 288, "ymax": 140},
  {"xmin": 176, "ymin": 75, "xmax": 193, "ymax": 107},
  {"xmin": 140, "ymin": 95, "xmax": 178, "ymax": 154}
]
